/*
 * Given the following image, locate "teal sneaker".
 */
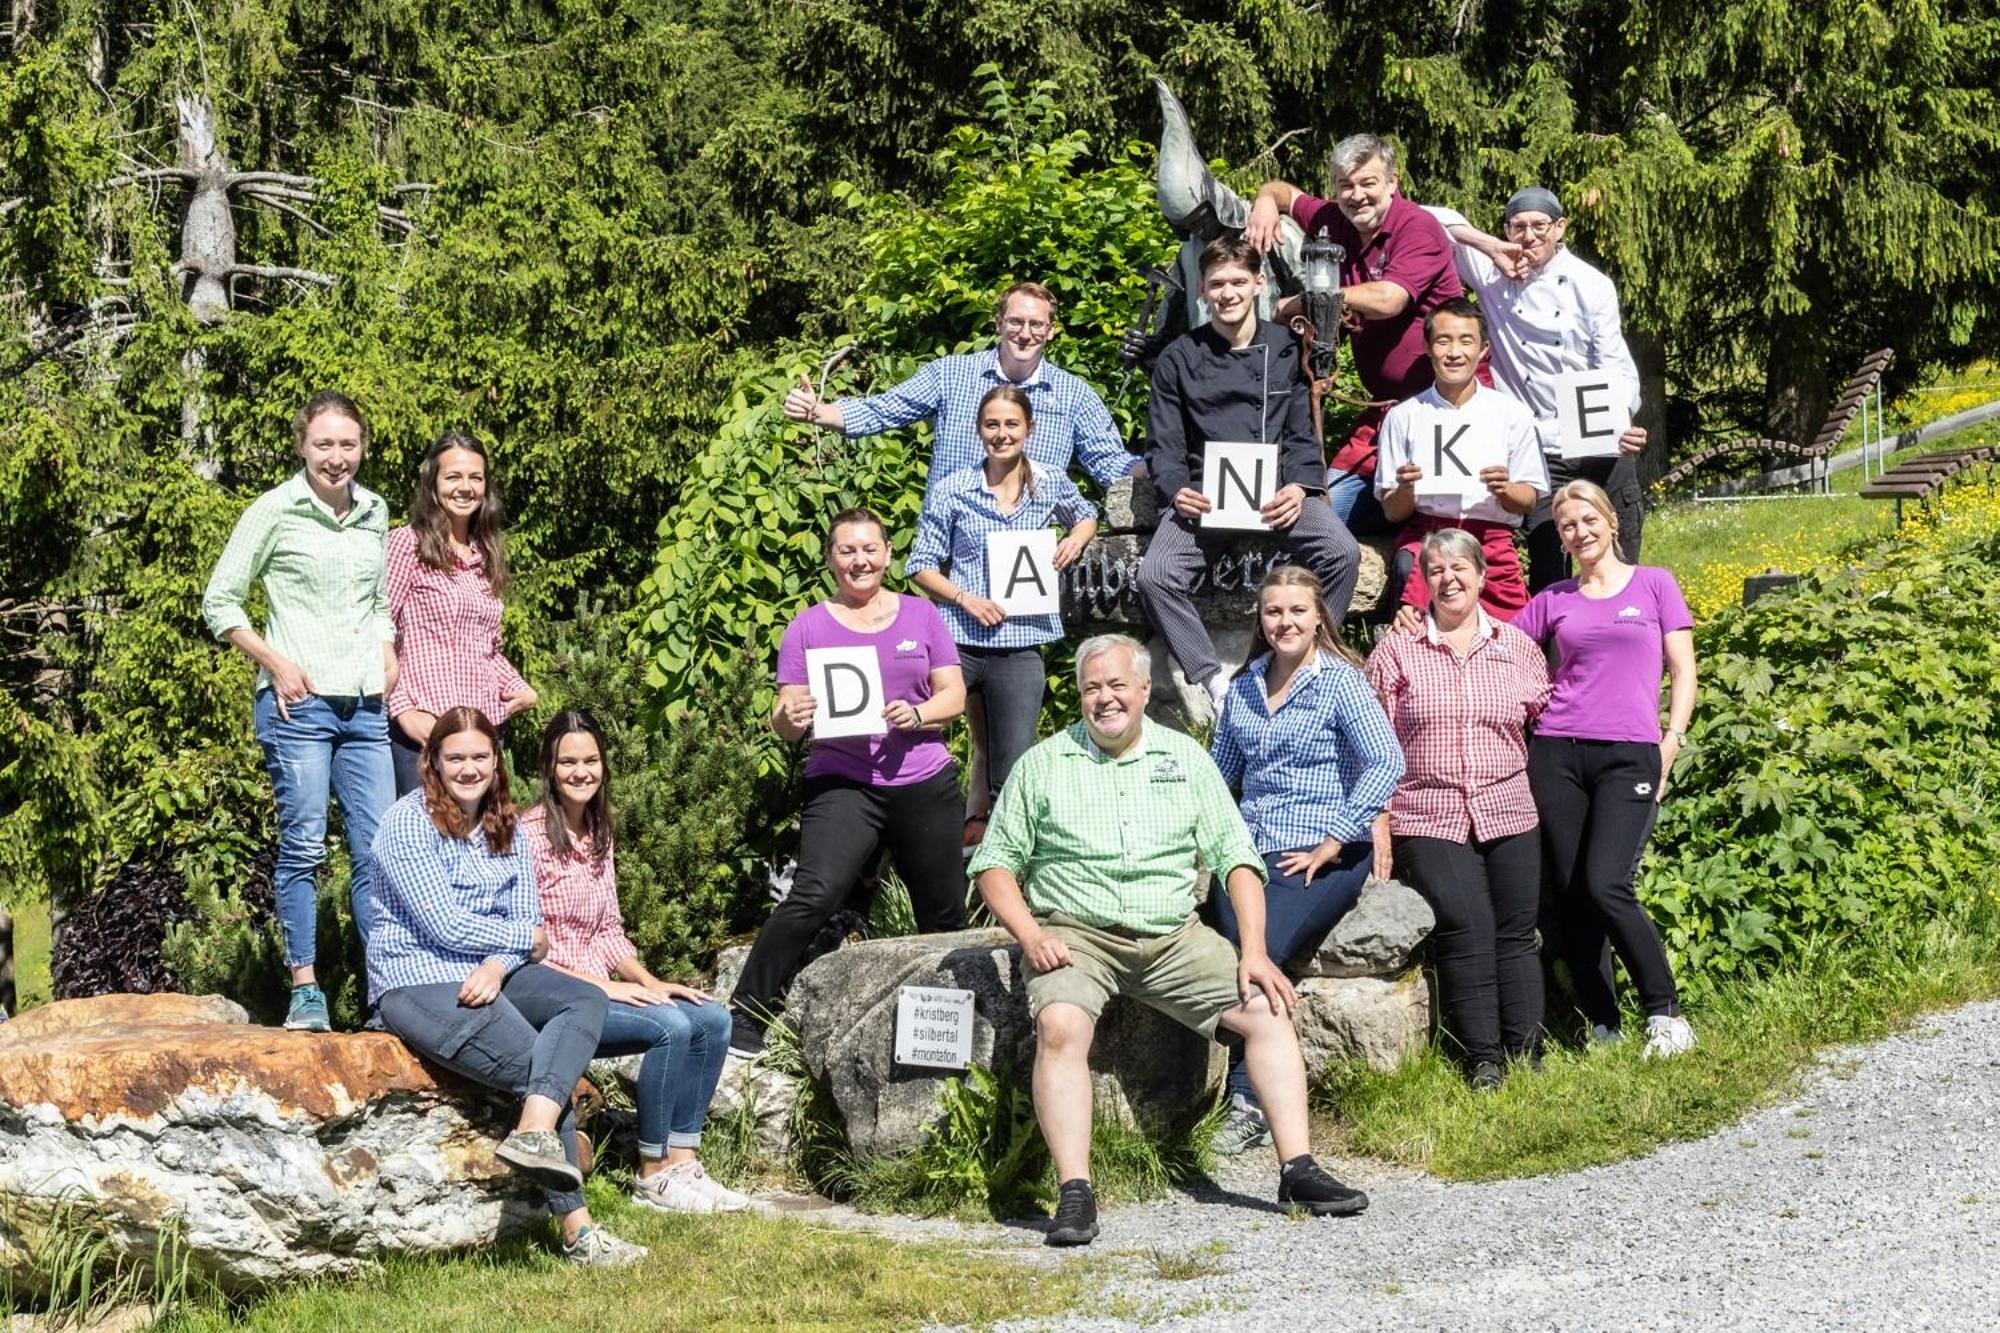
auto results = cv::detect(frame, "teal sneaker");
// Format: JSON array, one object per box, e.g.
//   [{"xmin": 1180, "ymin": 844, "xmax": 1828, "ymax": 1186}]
[{"xmin": 284, "ymin": 984, "xmax": 331, "ymax": 1032}]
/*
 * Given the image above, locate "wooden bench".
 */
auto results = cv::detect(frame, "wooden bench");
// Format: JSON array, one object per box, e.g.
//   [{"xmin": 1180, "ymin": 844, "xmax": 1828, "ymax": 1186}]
[
  {"xmin": 1656, "ymin": 348, "xmax": 1895, "ymax": 496},
  {"xmin": 1860, "ymin": 448, "xmax": 1996, "ymax": 521}
]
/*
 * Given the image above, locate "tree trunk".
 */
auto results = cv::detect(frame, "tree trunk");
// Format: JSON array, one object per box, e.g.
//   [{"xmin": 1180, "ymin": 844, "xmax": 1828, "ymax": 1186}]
[
  {"xmin": 1761, "ymin": 257, "xmax": 1836, "ymax": 447},
  {"xmin": 175, "ymin": 95, "xmax": 236, "ymax": 326},
  {"xmin": 1628, "ymin": 327, "xmax": 1671, "ymax": 487}
]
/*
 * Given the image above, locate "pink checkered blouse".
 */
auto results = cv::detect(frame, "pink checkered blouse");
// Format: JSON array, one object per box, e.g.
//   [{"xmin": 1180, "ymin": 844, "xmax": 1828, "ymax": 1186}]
[
  {"xmin": 518, "ymin": 804, "xmax": 638, "ymax": 978},
  {"xmin": 1365, "ymin": 613, "xmax": 1551, "ymax": 843},
  {"xmin": 385, "ymin": 525, "xmax": 529, "ymax": 723}
]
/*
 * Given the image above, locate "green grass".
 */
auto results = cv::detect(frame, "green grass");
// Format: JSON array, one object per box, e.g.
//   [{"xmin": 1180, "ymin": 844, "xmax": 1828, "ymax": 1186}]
[
  {"xmin": 1316, "ymin": 901, "xmax": 2000, "ymax": 1180},
  {"xmin": 160, "ymin": 1205, "xmax": 1077, "ymax": 1332},
  {"xmin": 10, "ymin": 899, "xmax": 50, "ymax": 1012}
]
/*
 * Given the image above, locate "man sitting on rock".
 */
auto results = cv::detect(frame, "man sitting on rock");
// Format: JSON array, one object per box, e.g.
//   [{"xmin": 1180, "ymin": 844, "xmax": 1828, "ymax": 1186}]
[
  {"xmin": 1136, "ymin": 236, "xmax": 1361, "ymax": 718},
  {"xmin": 968, "ymin": 632, "xmax": 1369, "ymax": 1246}
]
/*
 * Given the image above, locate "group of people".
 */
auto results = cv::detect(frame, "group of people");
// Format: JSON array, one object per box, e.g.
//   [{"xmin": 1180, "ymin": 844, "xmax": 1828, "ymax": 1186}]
[
  {"xmin": 204, "ymin": 394, "xmax": 745, "ymax": 1269},
  {"xmin": 201, "ymin": 129, "xmax": 1697, "ymax": 1257}
]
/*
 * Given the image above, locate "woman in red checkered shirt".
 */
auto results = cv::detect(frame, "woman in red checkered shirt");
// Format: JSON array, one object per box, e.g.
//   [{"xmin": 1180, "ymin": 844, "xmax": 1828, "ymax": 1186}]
[
  {"xmin": 386, "ymin": 432, "xmax": 538, "ymax": 794},
  {"xmin": 1367, "ymin": 527, "xmax": 1551, "ymax": 1089},
  {"xmin": 520, "ymin": 710, "xmax": 750, "ymax": 1214}
]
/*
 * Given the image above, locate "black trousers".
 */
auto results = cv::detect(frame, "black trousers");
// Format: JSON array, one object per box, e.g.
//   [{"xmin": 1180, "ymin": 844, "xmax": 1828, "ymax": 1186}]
[
  {"xmin": 731, "ymin": 766, "xmax": 967, "ymax": 1023},
  {"xmin": 1525, "ymin": 452, "xmax": 1644, "ymax": 592},
  {"xmin": 1396, "ymin": 830, "xmax": 1543, "ymax": 1066},
  {"xmin": 1527, "ymin": 736, "xmax": 1679, "ymax": 1028}
]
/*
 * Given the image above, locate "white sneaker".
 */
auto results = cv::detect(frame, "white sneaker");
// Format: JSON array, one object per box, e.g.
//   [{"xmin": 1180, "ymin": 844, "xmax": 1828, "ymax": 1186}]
[
  {"xmin": 686, "ymin": 1161, "xmax": 752, "ymax": 1212},
  {"xmin": 1589, "ymin": 1023, "xmax": 1624, "ymax": 1046},
  {"xmin": 632, "ymin": 1160, "xmax": 722, "ymax": 1213},
  {"xmin": 1642, "ymin": 1014, "xmax": 1697, "ymax": 1060}
]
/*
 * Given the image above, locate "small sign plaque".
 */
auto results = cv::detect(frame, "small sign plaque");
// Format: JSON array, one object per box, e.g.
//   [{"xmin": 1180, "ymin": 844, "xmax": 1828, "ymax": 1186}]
[{"xmin": 893, "ymin": 985, "xmax": 976, "ymax": 1070}]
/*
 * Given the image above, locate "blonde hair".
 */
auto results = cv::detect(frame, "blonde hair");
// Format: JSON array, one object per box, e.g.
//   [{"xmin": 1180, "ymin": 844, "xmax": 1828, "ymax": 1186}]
[{"xmin": 1551, "ymin": 479, "xmax": 1620, "ymax": 537}]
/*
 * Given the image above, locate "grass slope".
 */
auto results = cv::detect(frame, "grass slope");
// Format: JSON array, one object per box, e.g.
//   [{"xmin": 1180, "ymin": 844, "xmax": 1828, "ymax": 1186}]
[{"xmin": 164, "ymin": 1202, "xmax": 1077, "ymax": 1332}]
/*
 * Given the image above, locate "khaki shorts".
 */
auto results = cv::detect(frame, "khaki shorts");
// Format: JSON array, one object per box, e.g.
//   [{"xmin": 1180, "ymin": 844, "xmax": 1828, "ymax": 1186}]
[{"xmin": 1025, "ymin": 911, "xmax": 1243, "ymax": 1040}]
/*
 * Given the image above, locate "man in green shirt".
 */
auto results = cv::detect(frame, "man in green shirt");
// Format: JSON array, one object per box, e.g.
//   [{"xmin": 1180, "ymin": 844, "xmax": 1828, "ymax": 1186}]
[{"xmin": 970, "ymin": 633, "xmax": 1369, "ymax": 1246}]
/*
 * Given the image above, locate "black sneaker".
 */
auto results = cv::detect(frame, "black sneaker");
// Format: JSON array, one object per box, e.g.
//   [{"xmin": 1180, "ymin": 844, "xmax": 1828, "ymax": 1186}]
[
  {"xmin": 727, "ymin": 1009, "xmax": 767, "ymax": 1060},
  {"xmin": 1468, "ymin": 1060, "xmax": 1505, "ymax": 1091},
  {"xmin": 1277, "ymin": 1155, "xmax": 1368, "ymax": 1217},
  {"xmin": 1045, "ymin": 1178, "xmax": 1099, "ymax": 1247}
]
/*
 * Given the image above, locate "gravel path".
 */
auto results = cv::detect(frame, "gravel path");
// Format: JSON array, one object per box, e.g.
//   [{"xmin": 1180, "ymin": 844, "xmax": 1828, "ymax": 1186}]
[{"xmin": 849, "ymin": 998, "xmax": 2000, "ymax": 1330}]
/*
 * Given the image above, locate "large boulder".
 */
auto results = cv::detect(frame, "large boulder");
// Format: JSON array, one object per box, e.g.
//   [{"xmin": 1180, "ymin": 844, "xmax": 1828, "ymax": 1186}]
[
  {"xmin": 786, "ymin": 929, "xmax": 1223, "ymax": 1158},
  {"xmin": 0, "ymin": 993, "xmax": 546, "ymax": 1293},
  {"xmin": 1294, "ymin": 970, "xmax": 1431, "ymax": 1075},
  {"xmin": 1296, "ymin": 878, "xmax": 1435, "ymax": 979}
]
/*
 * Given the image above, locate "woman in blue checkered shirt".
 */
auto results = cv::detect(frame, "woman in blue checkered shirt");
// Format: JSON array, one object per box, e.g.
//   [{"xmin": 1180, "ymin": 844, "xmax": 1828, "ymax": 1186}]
[
  {"xmin": 1206, "ymin": 564, "xmax": 1406, "ymax": 1155},
  {"xmin": 907, "ymin": 386, "xmax": 1099, "ymax": 847}
]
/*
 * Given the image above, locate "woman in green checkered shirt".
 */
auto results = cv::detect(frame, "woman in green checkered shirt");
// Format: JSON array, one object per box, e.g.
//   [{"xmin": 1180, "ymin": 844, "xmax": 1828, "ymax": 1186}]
[{"xmin": 201, "ymin": 391, "xmax": 400, "ymax": 1033}]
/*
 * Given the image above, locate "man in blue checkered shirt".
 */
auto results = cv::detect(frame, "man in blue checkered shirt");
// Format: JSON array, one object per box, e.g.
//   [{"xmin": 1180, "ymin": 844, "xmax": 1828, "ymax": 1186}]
[{"xmin": 783, "ymin": 281, "xmax": 1142, "ymax": 497}]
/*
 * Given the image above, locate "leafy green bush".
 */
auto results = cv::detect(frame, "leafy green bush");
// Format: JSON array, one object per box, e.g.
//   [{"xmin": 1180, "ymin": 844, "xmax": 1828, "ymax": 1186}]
[
  {"xmin": 1644, "ymin": 528, "xmax": 2000, "ymax": 981},
  {"xmin": 634, "ymin": 75, "xmax": 1173, "ymax": 727}
]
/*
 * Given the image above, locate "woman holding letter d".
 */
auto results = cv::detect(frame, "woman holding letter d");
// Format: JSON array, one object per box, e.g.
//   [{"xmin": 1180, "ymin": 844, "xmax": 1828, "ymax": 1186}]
[
  {"xmin": 907, "ymin": 385, "xmax": 1098, "ymax": 848},
  {"xmin": 726, "ymin": 507, "xmax": 968, "ymax": 1058}
]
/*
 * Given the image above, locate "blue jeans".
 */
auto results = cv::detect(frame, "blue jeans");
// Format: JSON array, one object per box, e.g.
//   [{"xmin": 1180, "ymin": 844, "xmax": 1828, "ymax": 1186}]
[
  {"xmin": 1326, "ymin": 467, "xmax": 1391, "ymax": 538},
  {"xmin": 379, "ymin": 964, "xmax": 607, "ymax": 1217},
  {"xmin": 1210, "ymin": 844, "xmax": 1372, "ymax": 1105},
  {"xmin": 252, "ymin": 691, "xmax": 396, "ymax": 969},
  {"xmin": 597, "ymin": 997, "xmax": 734, "ymax": 1156}
]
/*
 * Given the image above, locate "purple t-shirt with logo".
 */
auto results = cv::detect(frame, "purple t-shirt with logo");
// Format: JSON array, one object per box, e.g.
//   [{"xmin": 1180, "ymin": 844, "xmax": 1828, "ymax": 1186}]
[
  {"xmin": 777, "ymin": 596, "xmax": 960, "ymax": 786},
  {"xmin": 1512, "ymin": 566, "xmax": 1694, "ymax": 744}
]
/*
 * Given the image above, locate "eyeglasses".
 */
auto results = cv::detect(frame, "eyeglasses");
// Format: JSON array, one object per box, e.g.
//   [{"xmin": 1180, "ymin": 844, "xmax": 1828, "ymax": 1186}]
[
  {"xmin": 1504, "ymin": 220, "xmax": 1560, "ymax": 238},
  {"xmin": 1000, "ymin": 317, "xmax": 1053, "ymax": 334}
]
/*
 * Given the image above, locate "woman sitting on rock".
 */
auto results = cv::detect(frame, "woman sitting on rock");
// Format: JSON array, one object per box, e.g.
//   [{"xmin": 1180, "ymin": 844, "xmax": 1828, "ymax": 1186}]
[
  {"xmin": 386, "ymin": 430, "xmax": 537, "ymax": 796},
  {"xmin": 520, "ymin": 710, "xmax": 748, "ymax": 1214},
  {"xmin": 727, "ymin": 507, "xmax": 968, "ymax": 1058},
  {"xmin": 1207, "ymin": 564, "xmax": 1405, "ymax": 1154},
  {"xmin": 368, "ymin": 706, "xmax": 645, "ymax": 1267},
  {"xmin": 906, "ymin": 385, "xmax": 1098, "ymax": 848},
  {"xmin": 1368, "ymin": 528, "xmax": 1551, "ymax": 1088}
]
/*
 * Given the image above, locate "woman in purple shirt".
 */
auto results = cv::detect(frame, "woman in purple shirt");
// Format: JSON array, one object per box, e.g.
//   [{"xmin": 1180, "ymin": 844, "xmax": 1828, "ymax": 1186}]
[
  {"xmin": 1514, "ymin": 480, "xmax": 1697, "ymax": 1060},
  {"xmin": 726, "ymin": 507, "xmax": 968, "ymax": 1058}
]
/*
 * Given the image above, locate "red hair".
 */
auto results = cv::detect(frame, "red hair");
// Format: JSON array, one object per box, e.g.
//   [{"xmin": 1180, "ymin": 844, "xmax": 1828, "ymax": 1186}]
[{"xmin": 420, "ymin": 707, "xmax": 518, "ymax": 854}]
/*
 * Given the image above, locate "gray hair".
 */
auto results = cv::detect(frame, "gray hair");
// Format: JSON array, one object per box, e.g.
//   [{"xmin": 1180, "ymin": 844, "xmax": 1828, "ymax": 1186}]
[
  {"xmin": 1074, "ymin": 633, "xmax": 1151, "ymax": 688},
  {"xmin": 1418, "ymin": 527, "xmax": 1487, "ymax": 577},
  {"xmin": 1329, "ymin": 133, "xmax": 1397, "ymax": 185}
]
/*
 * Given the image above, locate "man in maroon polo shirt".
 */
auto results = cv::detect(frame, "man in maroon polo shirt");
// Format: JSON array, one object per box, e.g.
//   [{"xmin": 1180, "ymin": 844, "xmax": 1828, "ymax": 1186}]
[{"xmin": 1244, "ymin": 134, "xmax": 1463, "ymax": 535}]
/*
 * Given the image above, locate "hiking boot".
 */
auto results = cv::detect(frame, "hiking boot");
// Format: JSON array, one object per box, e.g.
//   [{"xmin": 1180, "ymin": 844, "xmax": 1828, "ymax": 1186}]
[
  {"xmin": 1277, "ymin": 1155, "xmax": 1369, "ymax": 1217},
  {"xmin": 1209, "ymin": 1093, "xmax": 1274, "ymax": 1156},
  {"xmin": 1468, "ymin": 1060, "xmax": 1505, "ymax": 1092},
  {"xmin": 283, "ymin": 984, "xmax": 330, "ymax": 1033},
  {"xmin": 494, "ymin": 1128, "xmax": 583, "ymax": 1193},
  {"xmin": 1045, "ymin": 1178, "xmax": 1099, "ymax": 1247},
  {"xmin": 563, "ymin": 1224, "xmax": 648, "ymax": 1268},
  {"xmin": 633, "ymin": 1160, "xmax": 722, "ymax": 1214},
  {"xmin": 1642, "ymin": 1014, "xmax": 1697, "ymax": 1060},
  {"xmin": 727, "ymin": 1009, "xmax": 768, "ymax": 1060}
]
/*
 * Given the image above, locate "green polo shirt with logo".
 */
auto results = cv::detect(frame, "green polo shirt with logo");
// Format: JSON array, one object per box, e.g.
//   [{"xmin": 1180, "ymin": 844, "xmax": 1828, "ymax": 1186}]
[{"xmin": 969, "ymin": 721, "xmax": 1263, "ymax": 936}]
